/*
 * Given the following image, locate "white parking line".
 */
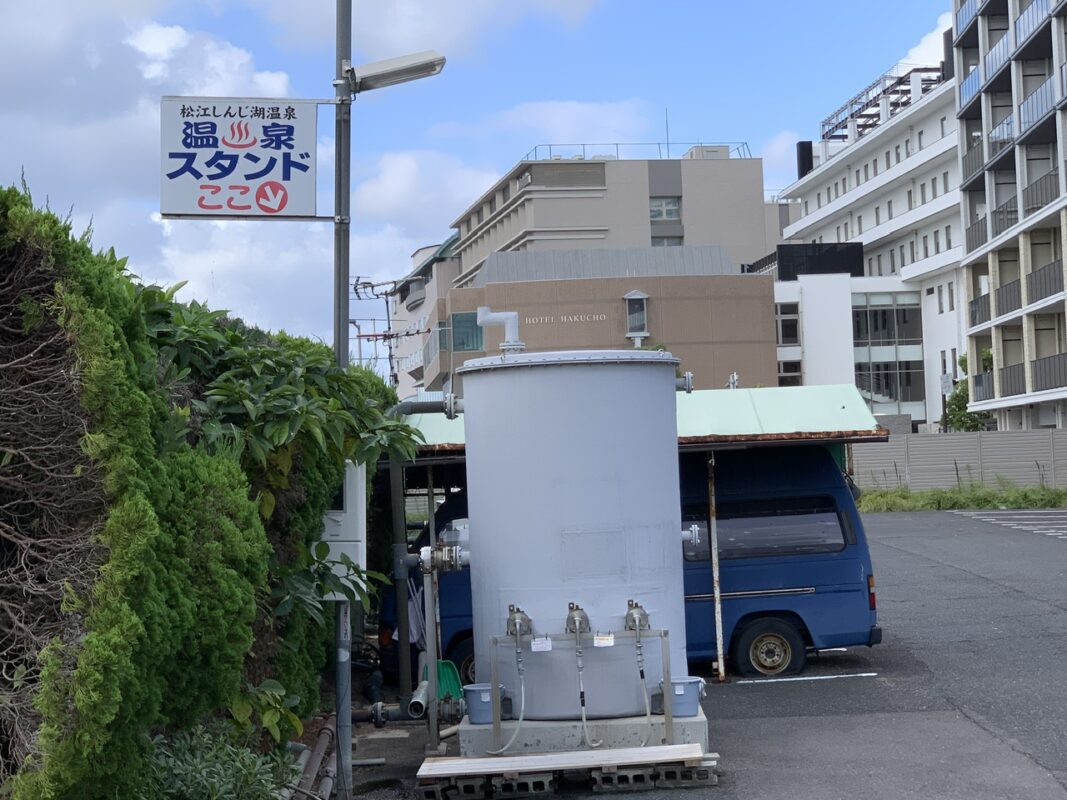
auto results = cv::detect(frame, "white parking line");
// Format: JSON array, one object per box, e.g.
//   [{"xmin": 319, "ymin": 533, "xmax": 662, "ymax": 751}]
[
  {"xmin": 947, "ymin": 510, "xmax": 1067, "ymax": 544},
  {"xmin": 735, "ymin": 672, "xmax": 878, "ymax": 685}
]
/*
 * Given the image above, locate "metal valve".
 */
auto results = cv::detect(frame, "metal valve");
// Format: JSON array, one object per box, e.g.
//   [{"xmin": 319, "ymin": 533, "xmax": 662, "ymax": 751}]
[
  {"xmin": 565, "ymin": 602, "xmax": 591, "ymax": 635},
  {"xmin": 418, "ymin": 544, "xmax": 471, "ymax": 573},
  {"xmin": 506, "ymin": 605, "xmax": 533, "ymax": 637},
  {"xmin": 624, "ymin": 599, "xmax": 650, "ymax": 632}
]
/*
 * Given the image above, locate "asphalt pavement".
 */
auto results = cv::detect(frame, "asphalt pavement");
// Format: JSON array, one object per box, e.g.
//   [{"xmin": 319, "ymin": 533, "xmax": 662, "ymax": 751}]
[
  {"xmin": 352, "ymin": 511, "xmax": 1067, "ymax": 799},
  {"xmin": 697, "ymin": 511, "xmax": 1067, "ymax": 800}
]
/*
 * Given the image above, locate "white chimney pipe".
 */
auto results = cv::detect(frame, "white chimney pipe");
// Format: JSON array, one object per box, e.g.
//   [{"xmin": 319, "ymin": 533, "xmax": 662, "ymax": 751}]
[{"xmin": 476, "ymin": 306, "xmax": 524, "ymax": 353}]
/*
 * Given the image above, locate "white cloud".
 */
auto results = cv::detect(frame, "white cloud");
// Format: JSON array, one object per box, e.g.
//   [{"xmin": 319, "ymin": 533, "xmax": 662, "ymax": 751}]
[
  {"xmin": 244, "ymin": 0, "xmax": 598, "ymax": 59},
  {"xmin": 352, "ymin": 151, "xmax": 499, "ymax": 231},
  {"xmin": 433, "ymin": 99, "xmax": 649, "ymax": 145},
  {"xmin": 759, "ymin": 130, "xmax": 800, "ymax": 192},
  {"xmin": 900, "ymin": 12, "xmax": 952, "ymax": 68}
]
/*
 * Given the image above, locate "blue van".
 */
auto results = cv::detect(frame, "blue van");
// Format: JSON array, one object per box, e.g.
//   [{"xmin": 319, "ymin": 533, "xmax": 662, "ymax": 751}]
[{"xmin": 380, "ymin": 445, "xmax": 879, "ymax": 682}]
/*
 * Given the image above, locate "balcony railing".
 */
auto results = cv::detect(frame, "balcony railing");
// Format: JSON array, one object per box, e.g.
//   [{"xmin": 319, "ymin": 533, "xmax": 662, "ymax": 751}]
[
  {"xmin": 1023, "ymin": 168, "xmax": 1059, "ymax": 216},
  {"xmin": 995, "ymin": 278, "xmax": 1022, "ymax": 315},
  {"xmin": 970, "ymin": 292, "xmax": 991, "ymax": 326},
  {"xmin": 1020, "ymin": 74, "xmax": 1056, "ymax": 130},
  {"xmin": 1027, "ymin": 258, "xmax": 1064, "ymax": 302},
  {"xmin": 1033, "ymin": 352, "xmax": 1067, "ymax": 391},
  {"xmin": 957, "ymin": 0, "xmax": 979, "ymax": 33},
  {"xmin": 985, "ymin": 32, "xmax": 1014, "ymax": 78},
  {"xmin": 1000, "ymin": 363, "xmax": 1027, "ymax": 396},
  {"xmin": 960, "ymin": 67, "xmax": 982, "ymax": 107},
  {"xmin": 963, "ymin": 137, "xmax": 985, "ymax": 182},
  {"xmin": 1016, "ymin": 0, "xmax": 1051, "ymax": 45},
  {"xmin": 967, "ymin": 217, "xmax": 989, "ymax": 252},
  {"xmin": 974, "ymin": 370, "xmax": 995, "ymax": 401},
  {"xmin": 988, "ymin": 116, "xmax": 1015, "ymax": 158},
  {"xmin": 991, "ymin": 195, "xmax": 1019, "ymax": 237}
]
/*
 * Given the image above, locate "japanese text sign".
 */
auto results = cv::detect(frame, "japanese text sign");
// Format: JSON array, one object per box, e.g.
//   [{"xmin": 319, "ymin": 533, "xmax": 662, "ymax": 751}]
[{"xmin": 161, "ymin": 97, "xmax": 317, "ymax": 218}]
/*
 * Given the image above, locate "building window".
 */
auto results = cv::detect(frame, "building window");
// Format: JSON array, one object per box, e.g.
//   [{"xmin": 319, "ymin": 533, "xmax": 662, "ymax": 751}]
[
  {"xmin": 943, "ymin": 171, "xmax": 950, "ymax": 193},
  {"xmin": 776, "ymin": 303, "xmax": 800, "ymax": 345},
  {"xmin": 923, "ymin": 235, "xmax": 929, "ymax": 258},
  {"xmin": 876, "ymin": 254, "xmax": 883, "ymax": 276},
  {"xmin": 651, "ymin": 236, "xmax": 683, "ymax": 246},
  {"xmin": 778, "ymin": 360, "xmax": 802, "ymax": 387},
  {"xmin": 951, "ymin": 348, "xmax": 958, "ymax": 378},
  {"xmin": 890, "ymin": 248, "xmax": 897, "ymax": 273},
  {"xmin": 907, "ymin": 189, "xmax": 913, "ymax": 210},
  {"xmin": 905, "ymin": 139, "xmax": 912, "ymax": 157},
  {"xmin": 623, "ymin": 291, "xmax": 650, "ymax": 348},
  {"xmin": 864, "ymin": 164, "xmax": 869, "ymax": 181},
  {"xmin": 817, "ymin": 191, "xmax": 822, "ymax": 209},
  {"xmin": 650, "ymin": 196, "xmax": 681, "ymax": 220},
  {"xmin": 885, "ymin": 151, "xmax": 891, "ymax": 170},
  {"xmin": 909, "ymin": 241, "xmax": 916, "ymax": 262},
  {"xmin": 476, "ymin": 208, "xmax": 484, "ymax": 224},
  {"xmin": 852, "ymin": 292, "xmax": 926, "ymax": 411},
  {"xmin": 489, "ymin": 197, "xmax": 497, "ymax": 214},
  {"xmin": 895, "ymin": 145, "xmax": 901, "ymax": 163},
  {"xmin": 920, "ymin": 183, "xmax": 927, "ymax": 204},
  {"xmin": 934, "ymin": 229, "xmax": 941, "ymax": 254},
  {"xmin": 844, "ymin": 221, "xmax": 850, "ymax": 239},
  {"xmin": 872, "ymin": 158, "xmax": 878, "ymax": 176},
  {"xmin": 868, "ymin": 256, "xmax": 874, "ymax": 274},
  {"xmin": 857, "ymin": 215, "xmax": 863, "ymax": 234},
  {"xmin": 887, "ymin": 199, "xmax": 893, "ymax": 220},
  {"xmin": 451, "ymin": 312, "xmax": 484, "ymax": 352},
  {"xmin": 502, "ymin": 182, "xmax": 510, "ymax": 203},
  {"xmin": 931, "ymin": 177, "xmax": 938, "ymax": 198},
  {"xmin": 945, "ymin": 224, "xmax": 952, "ymax": 249},
  {"xmin": 835, "ymin": 182, "xmax": 840, "ymax": 198},
  {"xmin": 940, "ymin": 116, "xmax": 947, "ymax": 137},
  {"xmin": 836, "ymin": 225, "xmax": 842, "ymax": 242},
  {"xmin": 948, "ymin": 281, "xmax": 955, "ymax": 311},
  {"xmin": 899, "ymin": 244, "xmax": 906, "ymax": 267},
  {"xmin": 804, "ymin": 200, "xmax": 809, "ymax": 215},
  {"xmin": 855, "ymin": 169, "xmax": 861, "ymax": 186},
  {"xmin": 875, "ymin": 207, "xmax": 881, "ymax": 225},
  {"xmin": 937, "ymin": 284, "xmax": 944, "ymax": 313},
  {"xmin": 918, "ymin": 130, "xmax": 925, "ymax": 150}
]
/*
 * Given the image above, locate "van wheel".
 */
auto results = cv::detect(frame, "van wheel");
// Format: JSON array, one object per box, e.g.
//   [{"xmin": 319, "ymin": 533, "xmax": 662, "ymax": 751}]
[
  {"xmin": 448, "ymin": 637, "xmax": 476, "ymax": 685},
  {"xmin": 734, "ymin": 619, "xmax": 806, "ymax": 677}
]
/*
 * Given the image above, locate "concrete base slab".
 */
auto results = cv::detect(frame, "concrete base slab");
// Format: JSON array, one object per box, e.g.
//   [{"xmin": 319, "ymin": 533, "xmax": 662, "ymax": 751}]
[{"xmin": 458, "ymin": 709, "xmax": 708, "ymax": 756}]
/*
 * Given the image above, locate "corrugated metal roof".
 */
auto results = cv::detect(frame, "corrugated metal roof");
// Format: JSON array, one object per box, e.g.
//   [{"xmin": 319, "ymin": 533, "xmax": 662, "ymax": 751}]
[
  {"xmin": 472, "ymin": 245, "xmax": 739, "ymax": 287},
  {"xmin": 405, "ymin": 384, "xmax": 885, "ymax": 455}
]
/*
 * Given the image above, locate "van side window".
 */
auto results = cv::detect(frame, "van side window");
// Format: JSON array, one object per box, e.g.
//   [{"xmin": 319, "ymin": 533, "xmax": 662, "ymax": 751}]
[{"xmin": 717, "ymin": 496, "xmax": 846, "ymax": 559}]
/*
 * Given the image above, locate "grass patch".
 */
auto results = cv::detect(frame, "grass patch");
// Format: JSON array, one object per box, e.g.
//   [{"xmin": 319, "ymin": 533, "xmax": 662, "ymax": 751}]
[{"xmin": 858, "ymin": 484, "xmax": 1067, "ymax": 512}]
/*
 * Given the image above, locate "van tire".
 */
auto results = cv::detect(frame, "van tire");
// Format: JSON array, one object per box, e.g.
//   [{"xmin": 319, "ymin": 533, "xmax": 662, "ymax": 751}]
[
  {"xmin": 447, "ymin": 637, "xmax": 476, "ymax": 685},
  {"xmin": 734, "ymin": 618, "xmax": 806, "ymax": 677}
]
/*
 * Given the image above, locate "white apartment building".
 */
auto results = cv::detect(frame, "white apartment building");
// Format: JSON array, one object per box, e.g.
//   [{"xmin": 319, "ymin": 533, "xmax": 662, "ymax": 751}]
[
  {"xmin": 777, "ymin": 64, "xmax": 966, "ymax": 426},
  {"xmin": 955, "ymin": 0, "xmax": 1067, "ymax": 430}
]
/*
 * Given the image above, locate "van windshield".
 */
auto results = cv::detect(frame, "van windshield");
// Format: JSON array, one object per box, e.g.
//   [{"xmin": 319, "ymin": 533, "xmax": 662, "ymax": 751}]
[{"xmin": 684, "ymin": 496, "xmax": 846, "ymax": 560}]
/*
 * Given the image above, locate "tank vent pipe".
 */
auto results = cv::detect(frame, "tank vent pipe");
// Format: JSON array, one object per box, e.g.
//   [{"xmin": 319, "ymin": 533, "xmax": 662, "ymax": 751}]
[{"xmin": 476, "ymin": 306, "xmax": 524, "ymax": 353}]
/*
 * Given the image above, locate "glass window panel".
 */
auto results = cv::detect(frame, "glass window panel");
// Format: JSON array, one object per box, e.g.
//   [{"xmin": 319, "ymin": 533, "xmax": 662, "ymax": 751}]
[
  {"xmin": 779, "ymin": 319, "xmax": 799, "ymax": 345},
  {"xmin": 852, "ymin": 309, "xmax": 870, "ymax": 344},
  {"xmin": 627, "ymin": 298, "xmax": 647, "ymax": 333},
  {"xmin": 868, "ymin": 308, "xmax": 896, "ymax": 343},
  {"xmin": 451, "ymin": 312, "xmax": 484, "ymax": 352},
  {"xmin": 896, "ymin": 306, "xmax": 922, "ymax": 343},
  {"xmin": 717, "ymin": 496, "xmax": 846, "ymax": 559}
]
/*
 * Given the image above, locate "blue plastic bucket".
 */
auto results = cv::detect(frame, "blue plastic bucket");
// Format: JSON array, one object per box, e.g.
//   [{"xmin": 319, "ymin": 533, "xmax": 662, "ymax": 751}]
[
  {"xmin": 661, "ymin": 676, "xmax": 705, "ymax": 717},
  {"xmin": 462, "ymin": 683, "xmax": 504, "ymax": 725}
]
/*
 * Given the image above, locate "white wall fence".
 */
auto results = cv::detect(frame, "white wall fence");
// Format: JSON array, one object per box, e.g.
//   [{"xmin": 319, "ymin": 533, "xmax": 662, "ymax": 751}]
[{"xmin": 852, "ymin": 431, "xmax": 1067, "ymax": 490}]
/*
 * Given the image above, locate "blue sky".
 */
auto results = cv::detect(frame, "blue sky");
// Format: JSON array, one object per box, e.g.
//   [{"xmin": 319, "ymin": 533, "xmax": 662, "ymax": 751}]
[{"xmin": 0, "ymin": 1, "xmax": 951, "ymax": 352}]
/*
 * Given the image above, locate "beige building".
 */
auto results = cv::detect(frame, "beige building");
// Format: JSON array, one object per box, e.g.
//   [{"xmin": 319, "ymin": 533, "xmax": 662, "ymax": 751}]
[{"xmin": 389, "ymin": 144, "xmax": 793, "ymax": 396}]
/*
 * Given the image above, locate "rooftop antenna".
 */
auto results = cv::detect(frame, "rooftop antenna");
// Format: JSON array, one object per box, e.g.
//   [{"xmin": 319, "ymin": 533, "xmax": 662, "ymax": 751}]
[{"xmin": 665, "ymin": 107, "xmax": 670, "ymax": 159}]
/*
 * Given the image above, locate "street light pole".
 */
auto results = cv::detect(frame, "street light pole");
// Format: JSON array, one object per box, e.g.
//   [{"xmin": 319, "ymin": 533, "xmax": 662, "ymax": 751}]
[{"xmin": 333, "ymin": 1, "xmax": 353, "ymax": 798}]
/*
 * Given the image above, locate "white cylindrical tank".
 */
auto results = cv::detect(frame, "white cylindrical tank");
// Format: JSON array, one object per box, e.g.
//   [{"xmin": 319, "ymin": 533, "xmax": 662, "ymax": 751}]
[{"xmin": 457, "ymin": 350, "xmax": 687, "ymax": 720}]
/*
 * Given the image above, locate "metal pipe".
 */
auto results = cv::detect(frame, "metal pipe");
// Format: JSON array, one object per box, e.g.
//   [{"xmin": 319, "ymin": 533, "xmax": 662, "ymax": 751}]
[
  {"xmin": 439, "ymin": 724, "xmax": 460, "ymax": 739},
  {"xmin": 575, "ymin": 629, "xmax": 602, "ymax": 749},
  {"xmin": 389, "ymin": 457, "xmax": 412, "ymax": 698},
  {"xmin": 392, "ymin": 399, "xmax": 447, "ymax": 416},
  {"xmin": 297, "ymin": 714, "xmax": 335, "ymax": 793},
  {"xmin": 408, "ymin": 680, "xmax": 429, "ymax": 719},
  {"xmin": 487, "ymin": 630, "xmax": 525, "ymax": 755},
  {"xmin": 476, "ymin": 306, "xmax": 524, "ymax": 352},
  {"xmin": 708, "ymin": 455, "xmax": 726, "ymax": 683},
  {"xmin": 423, "ymin": 565, "xmax": 440, "ymax": 750},
  {"xmin": 316, "ymin": 750, "xmax": 338, "ymax": 800}
]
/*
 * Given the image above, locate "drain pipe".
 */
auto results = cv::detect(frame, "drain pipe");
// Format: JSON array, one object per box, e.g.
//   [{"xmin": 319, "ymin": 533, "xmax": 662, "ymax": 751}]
[{"xmin": 477, "ymin": 307, "xmax": 524, "ymax": 353}]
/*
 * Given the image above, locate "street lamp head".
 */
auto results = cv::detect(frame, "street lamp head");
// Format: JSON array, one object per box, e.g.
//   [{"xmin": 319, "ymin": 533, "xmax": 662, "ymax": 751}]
[{"xmin": 348, "ymin": 50, "xmax": 446, "ymax": 93}]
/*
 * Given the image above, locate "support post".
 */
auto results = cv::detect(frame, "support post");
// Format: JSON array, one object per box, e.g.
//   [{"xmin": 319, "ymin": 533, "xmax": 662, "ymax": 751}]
[
  {"xmin": 423, "ymin": 567, "xmax": 442, "ymax": 754},
  {"xmin": 332, "ymin": 1, "xmax": 353, "ymax": 796},
  {"xmin": 708, "ymin": 455, "xmax": 726, "ymax": 683},
  {"xmin": 390, "ymin": 456, "xmax": 413, "ymax": 699},
  {"xmin": 659, "ymin": 630, "xmax": 674, "ymax": 745}
]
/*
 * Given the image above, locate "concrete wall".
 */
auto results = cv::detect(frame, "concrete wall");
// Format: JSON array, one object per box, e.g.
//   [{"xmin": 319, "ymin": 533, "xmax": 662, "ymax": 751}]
[
  {"xmin": 439, "ymin": 274, "xmax": 777, "ymax": 394},
  {"xmin": 852, "ymin": 430, "xmax": 1067, "ymax": 489}
]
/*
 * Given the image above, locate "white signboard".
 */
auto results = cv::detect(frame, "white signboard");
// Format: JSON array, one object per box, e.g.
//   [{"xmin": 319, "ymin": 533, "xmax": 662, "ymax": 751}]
[
  {"xmin": 160, "ymin": 96, "xmax": 317, "ymax": 218},
  {"xmin": 940, "ymin": 373, "xmax": 954, "ymax": 395}
]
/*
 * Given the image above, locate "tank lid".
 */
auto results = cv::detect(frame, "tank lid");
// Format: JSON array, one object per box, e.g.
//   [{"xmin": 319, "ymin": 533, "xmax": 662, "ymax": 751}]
[{"xmin": 456, "ymin": 348, "xmax": 680, "ymax": 375}]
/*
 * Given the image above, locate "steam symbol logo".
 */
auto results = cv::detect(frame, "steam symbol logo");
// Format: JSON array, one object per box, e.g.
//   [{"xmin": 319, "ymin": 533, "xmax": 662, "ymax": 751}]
[{"xmin": 222, "ymin": 121, "xmax": 258, "ymax": 149}]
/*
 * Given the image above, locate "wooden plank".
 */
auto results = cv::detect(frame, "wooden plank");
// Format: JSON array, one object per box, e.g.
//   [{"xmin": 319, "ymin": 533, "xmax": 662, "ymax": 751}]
[{"xmin": 417, "ymin": 743, "xmax": 704, "ymax": 780}]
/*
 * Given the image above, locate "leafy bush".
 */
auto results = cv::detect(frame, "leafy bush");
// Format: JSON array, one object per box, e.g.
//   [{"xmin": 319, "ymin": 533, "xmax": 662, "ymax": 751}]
[
  {"xmin": 136, "ymin": 724, "xmax": 297, "ymax": 800},
  {"xmin": 858, "ymin": 484, "xmax": 1067, "ymax": 512}
]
